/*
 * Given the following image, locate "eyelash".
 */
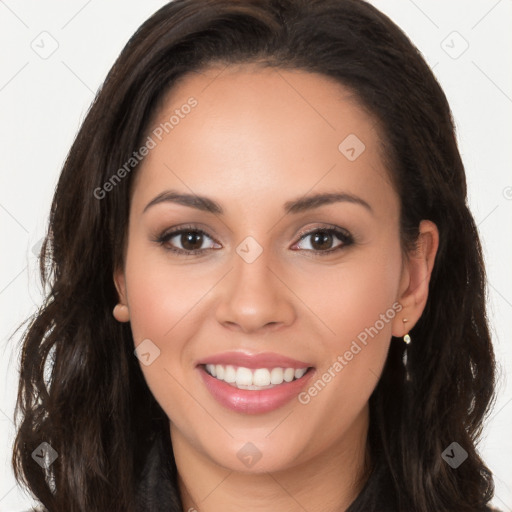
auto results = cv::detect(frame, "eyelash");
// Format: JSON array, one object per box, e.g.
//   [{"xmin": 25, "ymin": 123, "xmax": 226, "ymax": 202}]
[{"xmin": 154, "ymin": 224, "xmax": 354, "ymax": 256}]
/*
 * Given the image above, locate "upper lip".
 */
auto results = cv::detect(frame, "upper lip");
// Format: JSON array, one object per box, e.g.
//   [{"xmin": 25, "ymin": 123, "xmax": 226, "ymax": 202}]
[{"xmin": 195, "ymin": 351, "xmax": 313, "ymax": 370}]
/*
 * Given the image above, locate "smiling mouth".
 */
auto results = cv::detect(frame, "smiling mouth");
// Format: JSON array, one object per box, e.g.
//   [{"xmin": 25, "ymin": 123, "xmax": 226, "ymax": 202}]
[{"xmin": 202, "ymin": 363, "xmax": 314, "ymax": 390}]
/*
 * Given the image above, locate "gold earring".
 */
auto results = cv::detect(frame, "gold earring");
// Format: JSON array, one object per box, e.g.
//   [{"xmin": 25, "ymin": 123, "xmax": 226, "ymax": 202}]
[
  {"xmin": 113, "ymin": 304, "xmax": 130, "ymax": 322},
  {"xmin": 402, "ymin": 318, "xmax": 411, "ymax": 344}
]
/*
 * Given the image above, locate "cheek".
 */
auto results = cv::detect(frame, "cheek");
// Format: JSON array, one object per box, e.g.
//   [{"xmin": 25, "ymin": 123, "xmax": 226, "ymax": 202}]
[
  {"xmin": 124, "ymin": 241, "xmax": 208, "ymax": 344},
  {"xmin": 295, "ymin": 242, "xmax": 403, "ymax": 430},
  {"xmin": 123, "ymin": 248, "xmax": 205, "ymax": 421},
  {"xmin": 121, "ymin": 234, "xmax": 237, "ymax": 412},
  {"xmin": 306, "ymin": 243, "xmax": 403, "ymax": 349},
  {"xmin": 122, "ymin": 241, "xmax": 204, "ymax": 388}
]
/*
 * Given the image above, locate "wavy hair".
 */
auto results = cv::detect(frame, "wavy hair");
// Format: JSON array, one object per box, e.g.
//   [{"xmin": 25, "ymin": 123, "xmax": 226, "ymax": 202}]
[{"xmin": 12, "ymin": 1, "xmax": 497, "ymax": 510}]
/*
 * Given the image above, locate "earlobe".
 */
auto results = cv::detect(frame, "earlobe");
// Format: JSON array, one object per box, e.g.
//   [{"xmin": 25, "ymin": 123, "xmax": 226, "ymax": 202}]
[
  {"xmin": 113, "ymin": 303, "xmax": 130, "ymax": 322},
  {"xmin": 392, "ymin": 220, "xmax": 439, "ymax": 337}
]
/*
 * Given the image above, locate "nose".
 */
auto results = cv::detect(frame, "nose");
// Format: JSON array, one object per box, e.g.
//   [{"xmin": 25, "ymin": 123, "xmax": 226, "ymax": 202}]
[{"xmin": 215, "ymin": 247, "xmax": 296, "ymax": 334}]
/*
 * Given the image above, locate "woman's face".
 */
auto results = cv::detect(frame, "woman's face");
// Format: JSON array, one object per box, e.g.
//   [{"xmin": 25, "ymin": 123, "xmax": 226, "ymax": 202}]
[{"xmin": 116, "ymin": 64, "xmax": 415, "ymax": 475}]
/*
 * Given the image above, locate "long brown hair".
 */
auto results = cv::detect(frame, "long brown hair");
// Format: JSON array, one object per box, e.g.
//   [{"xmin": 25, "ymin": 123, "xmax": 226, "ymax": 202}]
[{"xmin": 12, "ymin": 1, "xmax": 497, "ymax": 510}]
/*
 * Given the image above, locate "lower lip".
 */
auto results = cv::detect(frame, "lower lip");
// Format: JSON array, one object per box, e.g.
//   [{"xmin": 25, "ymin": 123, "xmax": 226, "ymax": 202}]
[{"xmin": 198, "ymin": 365, "xmax": 315, "ymax": 414}]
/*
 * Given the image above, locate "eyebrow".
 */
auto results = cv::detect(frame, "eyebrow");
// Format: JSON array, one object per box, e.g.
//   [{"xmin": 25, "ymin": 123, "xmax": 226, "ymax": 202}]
[{"xmin": 143, "ymin": 189, "xmax": 373, "ymax": 215}]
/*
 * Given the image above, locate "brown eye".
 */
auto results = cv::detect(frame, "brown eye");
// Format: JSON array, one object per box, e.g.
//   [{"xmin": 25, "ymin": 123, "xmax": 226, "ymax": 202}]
[
  {"xmin": 156, "ymin": 226, "xmax": 220, "ymax": 255},
  {"xmin": 310, "ymin": 231, "xmax": 335, "ymax": 251},
  {"xmin": 180, "ymin": 231, "xmax": 205, "ymax": 251},
  {"xmin": 294, "ymin": 228, "xmax": 353, "ymax": 254}
]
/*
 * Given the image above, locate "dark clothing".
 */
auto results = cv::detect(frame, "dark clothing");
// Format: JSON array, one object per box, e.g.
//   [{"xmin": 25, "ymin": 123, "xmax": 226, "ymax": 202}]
[{"xmin": 134, "ymin": 434, "xmax": 502, "ymax": 512}]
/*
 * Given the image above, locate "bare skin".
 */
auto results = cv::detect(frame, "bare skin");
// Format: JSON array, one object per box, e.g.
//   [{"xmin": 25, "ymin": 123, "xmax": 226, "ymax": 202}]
[{"xmin": 113, "ymin": 64, "xmax": 438, "ymax": 512}]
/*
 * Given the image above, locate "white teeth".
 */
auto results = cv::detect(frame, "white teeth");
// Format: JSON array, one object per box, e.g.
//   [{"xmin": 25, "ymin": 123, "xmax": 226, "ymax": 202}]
[
  {"xmin": 270, "ymin": 367, "xmax": 284, "ymax": 385},
  {"xmin": 283, "ymin": 368, "xmax": 295, "ymax": 382},
  {"xmin": 214, "ymin": 364, "xmax": 223, "ymax": 379},
  {"xmin": 204, "ymin": 364, "xmax": 309, "ymax": 389},
  {"xmin": 224, "ymin": 365, "xmax": 237, "ymax": 383},
  {"xmin": 236, "ymin": 367, "xmax": 253, "ymax": 386},
  {"xmin": 294, "ymin": 368, "xmax": 307, "ymax": 379},
  {"xmin": 253, "ymin": 368, "xmax": 271, "ymax": 386}
]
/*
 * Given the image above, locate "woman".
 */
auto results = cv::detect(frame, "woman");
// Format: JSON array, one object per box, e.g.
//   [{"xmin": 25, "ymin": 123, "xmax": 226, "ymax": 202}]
[{"xmin": 12, "ymin": 0, "xmax": 499, "ymax": 510}]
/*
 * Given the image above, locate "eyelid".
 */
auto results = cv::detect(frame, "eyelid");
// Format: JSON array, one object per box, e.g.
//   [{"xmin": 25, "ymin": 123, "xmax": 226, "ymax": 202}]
[
  {"xmin": 154, "ymin": 224, "xmax": 220, "ymax": 255},
  {"xmin": 294, "ymin": 223, "xmax": 352, "ymax": 242},
  {"xmin": 155, "ymin": 223, "xmax": 354, "ymax": 256},
  {"xmin": 291, "ymin": 224, "xmax": 353, "ymax": 252}
]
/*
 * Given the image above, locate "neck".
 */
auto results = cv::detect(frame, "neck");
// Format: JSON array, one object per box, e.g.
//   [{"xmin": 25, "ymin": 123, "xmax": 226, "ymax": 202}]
[{"xmin": 171, "ymin": 406, "xmax": 371, "ymax": 512}]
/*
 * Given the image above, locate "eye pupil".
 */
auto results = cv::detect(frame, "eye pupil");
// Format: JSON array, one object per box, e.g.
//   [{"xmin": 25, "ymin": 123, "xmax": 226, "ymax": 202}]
[
  {"xmin": 311, "ymin": 231, "xmax": 332, "ymax": 250},
  {"xmin": 182, "ymin": 232, "xmax": 203, "ymax": 250}
]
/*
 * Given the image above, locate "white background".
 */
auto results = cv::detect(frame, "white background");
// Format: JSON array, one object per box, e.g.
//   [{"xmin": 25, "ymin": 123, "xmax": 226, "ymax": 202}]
[{"xmin": 1, "ymin": 1, "xmax": 511, "ymax": 511}]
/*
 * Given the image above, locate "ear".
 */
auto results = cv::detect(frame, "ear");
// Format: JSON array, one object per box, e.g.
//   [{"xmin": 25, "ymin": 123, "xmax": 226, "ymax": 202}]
[
  {"xmin": 113, "ymin": 266, "xmax": 130, "ymax": 323},
  {"xmin": 392, "ymin": 220, "xmax": 439, "ymax": 337}
]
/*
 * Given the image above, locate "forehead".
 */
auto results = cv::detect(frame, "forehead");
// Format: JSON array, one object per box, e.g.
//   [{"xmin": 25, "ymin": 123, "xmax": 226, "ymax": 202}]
[{"xmin": 131, "ymin": 64, "xmax": 396, "ymax": 219}]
